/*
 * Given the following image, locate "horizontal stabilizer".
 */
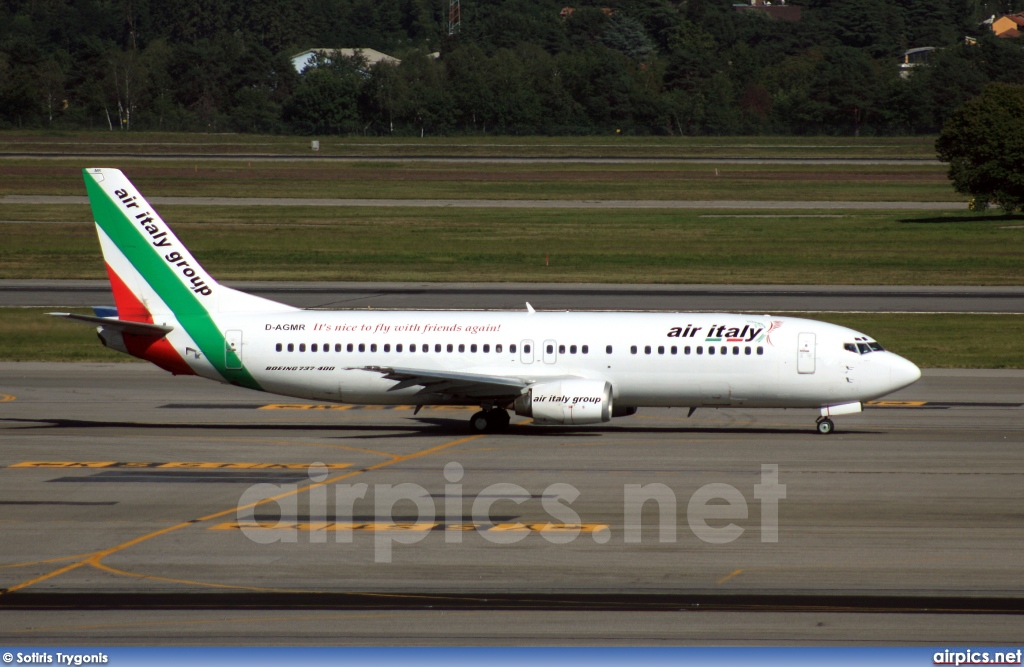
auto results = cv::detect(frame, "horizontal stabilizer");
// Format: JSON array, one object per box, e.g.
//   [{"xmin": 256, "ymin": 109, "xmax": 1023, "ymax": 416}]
[{"xmin": 46, "ymin": 312, "xmax": 174, "ymax": 337}]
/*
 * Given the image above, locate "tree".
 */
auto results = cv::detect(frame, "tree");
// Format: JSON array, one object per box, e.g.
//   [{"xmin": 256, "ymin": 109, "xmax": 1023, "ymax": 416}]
[
  {"xmin": 284, "ymin": 54, "xmax": 364, "ymax": 134},
  {"xmin": 935, "ymin": 83, "xmax": 1024, "ymax": 212}
]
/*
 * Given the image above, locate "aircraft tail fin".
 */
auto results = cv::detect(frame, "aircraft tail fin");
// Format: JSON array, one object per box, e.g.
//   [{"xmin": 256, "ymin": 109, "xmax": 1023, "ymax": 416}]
[
  {"xmin": 82, "ymin": 168, "xmax": 293, "ymax": 388},
  {"xmin": 83, "ymin": 168, "xmax": 295, "ymax": 322}
]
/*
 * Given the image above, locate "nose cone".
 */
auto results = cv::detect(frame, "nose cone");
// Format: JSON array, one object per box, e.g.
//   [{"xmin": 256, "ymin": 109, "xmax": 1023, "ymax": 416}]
[{"xmin": 889, "ymin": 354, "xmax": 921, "ymax": 391}]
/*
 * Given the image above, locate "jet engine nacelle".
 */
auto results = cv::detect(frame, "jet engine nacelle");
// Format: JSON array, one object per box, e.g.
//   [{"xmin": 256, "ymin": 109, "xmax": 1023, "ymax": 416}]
[{"xmin": 514, "ymin": 379, "xmax": 613, "ymax": 425}]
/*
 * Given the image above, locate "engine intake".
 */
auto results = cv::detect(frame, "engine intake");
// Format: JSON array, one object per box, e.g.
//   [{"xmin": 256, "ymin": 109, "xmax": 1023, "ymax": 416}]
[{"xmin": 514, "ymin": 379, "xmax": 613, "ymax": 425}]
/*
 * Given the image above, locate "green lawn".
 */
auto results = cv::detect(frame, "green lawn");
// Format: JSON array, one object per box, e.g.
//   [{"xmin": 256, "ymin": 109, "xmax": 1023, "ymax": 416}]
[
  {"xmin": 0, "ymin": 131, "xmax": 942, "ymax": 159},
  {"xmin": 2, "ymin": 207, "xmax": 1020, "ymax": 284},
  {"xmin": 2, "ymin": 308, "xmax": 1019, "ymax": 368},
  {"xmin": 0, "ymin": 158, "xmax": 957, "ymax": 201}
]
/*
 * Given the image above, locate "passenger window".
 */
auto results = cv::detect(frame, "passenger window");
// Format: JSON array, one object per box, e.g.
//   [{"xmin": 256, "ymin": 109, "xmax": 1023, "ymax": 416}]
[
  {"xmin": 558, "ymin": 344, "xmax": 565, "ymax": 354},
  {"xmin": 324, "ymin": 343, "xmax": 329, "ymax": 353},
  {"xmin": 384, "ymin": 344, "xmax": 391, "ymax": 352},
  {"xmin": 644, "ymin": 346, "xmax": 651, "ymax": 354},
  {"xmin": 370, "ymin": 344, "xmax": 377, "ymax": 352},
  {"xmin": 436, "ymin": 344, "xmax": 442, "ymax": 352},
  {"xmin": 745, "ymin": 346, "xmax": 751, "ymax": 355},
  {"xmin": 471, "ymin": 344, "xmax": 478, "ymax": 353},
  {"xmin": 410, "ymin": 344, "xmax": 416, "ymax": 353},
  {"xmin": 570, "ymin": 345, "xmax": 577, "ymax": 354},
  {"xmin": 757, "ymin": 346, "xmax": 764, "ymax": 355},
  {"xmin": 709, "ymin": 346, "xmax": 715, "ymax": 355},
  {"xmin": 511, "ymin": 344, "xmax": 517, "ymax": 353},
  {"xmin": 582, "ymin": 345, "xmax": 589, "ymax": 354},
  {"xmin": 335, "ymin": 344, "xmax": 341, "ymax": 352},
  {"xmin": 857, "ymin": 343, "xmax": 871, "ymax": 354},
  {"xmin": 275, "ymin": 343, "xmax": 282, "ymax": 352},
  {"xmin": 311, "ymin": 344, "xmax": 318, "ymax": 352},
  {"xmin": 696, "ymin": 346, "xmax": 703, "ymax": 355},
  {"xmin": 656, "ymin": 346, "xmax": 663, "ymax": 354},
  {"xmin": 483, "ymin": 344, "xmax": 490, "ymax": 353},
  {"xmin": 684, "ymin": 346, "xmax": 690, "ymax": 355},
  {"xmin": 630, "ymin": 345, "xmax": 637, "ymax": 354},
  {"xmin": 606, "ymin": 345, "xmax": 613, "ymax": 354},
  {"xmin": 733, "ymin": 346, "xmax": 739, "ymax": 355},
  {"xmin": 523, "ymin": 344, "xmax": 530, "ymax": 353},
  {"xmin": 496, "ymin": 344, "xmax": 503, "ymax": 353},
  {"xmin": 421, "ymin": 344, "xmax": 428, "ymax": 352},
  {"xmin": 546, "ymin": 344, "xmax": 553, "ymax": 354},
  {"xmin": 299, "ymin": 343, "xmax": 306, "ymax": 352},
  {"xmin": 670, "ymin": 346, "xmax": 677, "ymax": 355},
  {"xmin": 720, "ymin": 346, "xmax": 727, "ymax": 355},
  {"xmin": 346, "ymin": 343, "xmax": 353, "ymax": 352},
  {"xmin": 397, "ymin": 344, "xmax": 403, "ymax": 352},
  {"xmin": 287, "ymin": 343, "xmax": 294, "ymax": 352},
  {"xmin": 447, "ymin": 344, "xmax": 453, "ymax": 352},
  {"xmin": 844, "ymin": 343, "xmax": 857, "ymax": 353}
]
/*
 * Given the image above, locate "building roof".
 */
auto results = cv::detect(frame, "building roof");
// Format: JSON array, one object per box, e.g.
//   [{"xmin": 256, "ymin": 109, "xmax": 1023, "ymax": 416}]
[
  {"xmin": 992, "ymin": 14, "xmax": 1024, "ymax": 37},
  {"xmin": 290, "ymin": 48, "xmax": 400, "ymax": 73}
]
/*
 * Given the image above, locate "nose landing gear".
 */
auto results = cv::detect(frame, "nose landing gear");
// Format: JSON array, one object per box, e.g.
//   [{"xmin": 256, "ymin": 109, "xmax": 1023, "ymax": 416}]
[
  {"xmin": 816, "ymin": 417, "xmax": 835, "ymax": 435},
  {"xmin": 469, "ymin": 408, "xmax": 511, "ymax": 433}
]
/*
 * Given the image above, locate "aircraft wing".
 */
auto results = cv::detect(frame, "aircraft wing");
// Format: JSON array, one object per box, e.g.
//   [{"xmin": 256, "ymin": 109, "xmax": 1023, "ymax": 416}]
[
  {"xmin": 46, "ymin": 312, "xmax": 174, "ymax": 337},
  {"xmin": 354, "ymin": 366, "xmax": 577, "ymax": 401}
]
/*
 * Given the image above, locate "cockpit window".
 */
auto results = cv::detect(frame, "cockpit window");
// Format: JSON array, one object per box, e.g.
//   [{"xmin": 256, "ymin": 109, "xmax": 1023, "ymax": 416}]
[
  {"xmin": 857, "ymin": 343, "xmax": 871, "ymax": 354},
  {"xmin": 868, "ymin": 342, "xmax": 884, "ymax": 352},
  {"xmin": 844, "ymin": 343, "xmax": 858, "ymax": 353}
]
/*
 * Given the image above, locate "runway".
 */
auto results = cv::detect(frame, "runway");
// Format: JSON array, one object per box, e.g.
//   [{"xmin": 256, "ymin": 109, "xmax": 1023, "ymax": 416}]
[
  {"xmin": 0, "ymin": 363, "xmax": 1021, "ymax": 644},
  {"xmin": 4, "ymin": 280, "xmax": 1024, "ymax": 313}
]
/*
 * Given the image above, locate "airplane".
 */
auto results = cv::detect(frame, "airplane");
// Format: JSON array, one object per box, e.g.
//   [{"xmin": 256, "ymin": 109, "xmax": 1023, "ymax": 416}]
[{"xmin": 49, "ymin": 168, "xmax": 921, "ymax": 435}]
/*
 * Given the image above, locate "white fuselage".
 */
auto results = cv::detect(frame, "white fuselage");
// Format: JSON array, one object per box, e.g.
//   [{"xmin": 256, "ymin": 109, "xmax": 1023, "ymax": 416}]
[{"xmin": 201, "ymin": 310, "xmax": 920, "ymax": 409}]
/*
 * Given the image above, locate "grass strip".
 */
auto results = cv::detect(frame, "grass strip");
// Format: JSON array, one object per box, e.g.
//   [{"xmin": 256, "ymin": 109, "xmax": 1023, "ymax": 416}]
[
  {"xmin": 0, "ymin": 132, "xmax": 942, "ymax": 159},
  {"xmin": 1, "ymin": 208, "xmax": 1021, "ymax": 285},
  {"xmin": 0, "ymin": 158, "xmax": 955, "ymax": 201}
]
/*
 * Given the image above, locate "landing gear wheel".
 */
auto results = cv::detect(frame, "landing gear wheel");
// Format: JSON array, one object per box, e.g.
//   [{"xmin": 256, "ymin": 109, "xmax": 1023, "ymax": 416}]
[
  {"xmin": 469, "ymin": 411, "xmax": 491, "ymax": 433},
  {"xmin": 816, "ymin": 418, "xmax": 835, "ymax": 435},
  {"xmin": 469, "ymin": 409, "xmax": 510, "ymax": 433},
  {"xmin": 490, "ymin": 409, "xmax": 511, "ymax": 431}
]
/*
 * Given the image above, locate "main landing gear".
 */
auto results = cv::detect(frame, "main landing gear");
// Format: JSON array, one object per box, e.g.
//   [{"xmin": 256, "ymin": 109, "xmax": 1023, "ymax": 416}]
[
  {"xmin": 816, "ymin": 417, "xmax": 835, "ymax": 435},
  {"xmin": 469, "ymin": 408, "xmax": 511, "ymax": 433}
]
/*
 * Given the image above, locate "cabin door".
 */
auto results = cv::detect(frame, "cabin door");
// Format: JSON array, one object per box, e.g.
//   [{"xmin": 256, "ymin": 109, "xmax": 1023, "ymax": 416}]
[{"xmin": 797, "ymin": 332, "xmax": 816, "ymax": 374}]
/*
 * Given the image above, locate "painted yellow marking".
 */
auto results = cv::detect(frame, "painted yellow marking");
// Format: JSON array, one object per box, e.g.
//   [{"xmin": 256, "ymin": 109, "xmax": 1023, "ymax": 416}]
[
  {"xmin": 8, "ymin": 461, "xmax": 352, "ymax": 470},
  {"xmin": 9, "ymin": 461, "xmax": 118, "ymax": 468},
  {"xmin": 0, "ymin": 433, "xmax": 483, "ymax": 595},
  {"xmin": 865, "ymin": 400, "xmax": 928, "ymax": 407},
  {"xmin": 0, "ymin": 552, "xmax": 99, "ymax": 570},
  {"xmin": 716, "ymin": 569, "xmax": 744, "ymax": 585},
  {"xmin": 0, "ymin": 394, "xmax": 15, "ymax": 403},
  {"xmin": 209, "ymin": 521, "xmax": 610, "ymax": 533},
  {"xmin": 258, "ymin": 404, "xmax": 352, "ymax": 410}
]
